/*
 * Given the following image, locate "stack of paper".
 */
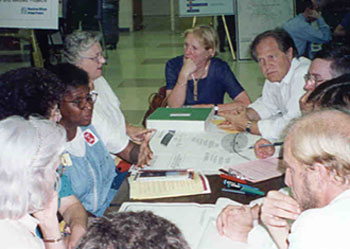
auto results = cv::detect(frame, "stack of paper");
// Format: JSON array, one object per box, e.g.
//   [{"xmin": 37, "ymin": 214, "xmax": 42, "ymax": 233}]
[{"xmin": 128, "ymin": 170, "xmax": 211, "ymax": 200}]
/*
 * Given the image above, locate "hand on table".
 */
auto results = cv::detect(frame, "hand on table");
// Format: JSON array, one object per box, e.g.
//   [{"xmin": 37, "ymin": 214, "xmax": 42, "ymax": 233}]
[
  {"xmin": 218, "ymin": 108, "xmax": 249, "ymax": 132},
  {"xmin": 216, "ymin": 205, "xmax": 254, "ymax": 243},
  {"xmin": 254, "ymin": 138, "xmax": 275, "ymax": 159}
]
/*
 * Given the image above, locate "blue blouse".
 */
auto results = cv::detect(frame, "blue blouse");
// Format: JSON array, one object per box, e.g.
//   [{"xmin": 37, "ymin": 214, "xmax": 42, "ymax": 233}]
[
  {"xmin": 61, "ymin": 125, "xmax": 127, "ymax": 217},
  {"xmin": 165, "ymin": 56, "xmax": 244, "ymax": 105}
]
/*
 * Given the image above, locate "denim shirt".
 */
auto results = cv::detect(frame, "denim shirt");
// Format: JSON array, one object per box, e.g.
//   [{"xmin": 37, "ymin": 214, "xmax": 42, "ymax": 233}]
[{"xmin": 61, "ymin": 125, "xmax": 126, "ymax": 217}]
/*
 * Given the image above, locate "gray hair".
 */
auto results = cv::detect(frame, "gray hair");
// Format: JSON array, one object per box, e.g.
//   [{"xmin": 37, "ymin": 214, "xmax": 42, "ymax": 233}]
[
  {"xmin": 0, "ymin": 116, "xmax": 66, "ymax": 219},
  {"xmin": 64, "ymin": 30, "xmax": 101, "ymax": 64},
  {"xmin": 77, "ymin": 211, "xmax": 190, "ymax": 249}
]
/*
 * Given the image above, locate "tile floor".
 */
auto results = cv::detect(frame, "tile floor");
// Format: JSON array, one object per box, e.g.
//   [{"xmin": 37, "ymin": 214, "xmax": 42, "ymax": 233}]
[{"xmin": 0, "ymin": 17, "xmax": 265, "ymax": 125}]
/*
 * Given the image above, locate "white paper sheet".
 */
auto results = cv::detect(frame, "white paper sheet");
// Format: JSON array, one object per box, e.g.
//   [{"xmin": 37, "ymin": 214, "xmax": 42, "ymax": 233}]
[
  {"xmin": 148, "ymin": 130, "xmax": 261, "ymax": 174},
  {"xmin": 224, "ymin": 157, "xmax": 284, "ymax": 183}
]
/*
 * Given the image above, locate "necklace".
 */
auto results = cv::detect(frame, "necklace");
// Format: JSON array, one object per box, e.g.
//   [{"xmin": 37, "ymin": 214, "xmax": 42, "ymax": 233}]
[{"xmin": 191, "ymin": 62, "xmax": 210, "ymax": 101}]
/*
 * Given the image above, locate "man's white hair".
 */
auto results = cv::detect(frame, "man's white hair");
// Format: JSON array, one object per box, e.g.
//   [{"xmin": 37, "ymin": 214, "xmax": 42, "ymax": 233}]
[{"xmin": 0, "ymin": 116, "xmax": 66, "ymax": 219}]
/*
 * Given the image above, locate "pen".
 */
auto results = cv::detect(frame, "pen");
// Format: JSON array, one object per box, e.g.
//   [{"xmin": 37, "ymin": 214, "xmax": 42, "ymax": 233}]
[
  {"xmin": 223, "ymin": 180, "xmax": 260, "ymax": 191},
  {"xmin": 219, "ymin": 168, "xmax": 230, "ymax": 175},
  {"xmin": 219, "ymin": 168, "xmax": 246, "ymax": 180},
  {"xmin": 248, "ymin": 142, "xmax": 284, "ymax": 149},
  {"xmin": 221, "ymin": 187, "xmax": 246, "ymax": 195},
  {"xmin": 219, "ymin": 174, "xmax": 247, "ymax": 184},
  {"xmin": 240, "ymin": 187, "xmax": 265, "ymax": 196}
]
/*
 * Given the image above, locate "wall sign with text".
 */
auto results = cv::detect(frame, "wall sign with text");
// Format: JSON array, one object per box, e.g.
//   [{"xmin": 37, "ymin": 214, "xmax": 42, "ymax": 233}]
[
  {"xmin": 179, "ymin": 0, "xmax": 234, "ymax": 17},
  {"xmin": 0, "ymin": 0, "xmax": 58, "ymax": 29}
]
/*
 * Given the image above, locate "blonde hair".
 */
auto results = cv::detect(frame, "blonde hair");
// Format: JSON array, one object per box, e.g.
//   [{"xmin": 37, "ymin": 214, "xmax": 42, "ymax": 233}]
[
  {"xmin": 285, "ymin": 109, "xmax": 350, "ymax": 183},
  {"xmin": 184, "ymin": 25, "xmax": 219, "ymax": 56}
]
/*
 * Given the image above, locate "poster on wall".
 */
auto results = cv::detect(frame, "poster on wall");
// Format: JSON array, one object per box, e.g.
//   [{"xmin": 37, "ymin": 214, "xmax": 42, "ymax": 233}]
[
  {"xmin": 179, "ymin": 0, "xmax": 234, "ymax": 17},
  {"xmin": 0, "ymin": 0, "xmax": 59, "ymax": 29},
  {"xmin": 236, "ymin": 0, "xmax": 295, "ymax": 60}
]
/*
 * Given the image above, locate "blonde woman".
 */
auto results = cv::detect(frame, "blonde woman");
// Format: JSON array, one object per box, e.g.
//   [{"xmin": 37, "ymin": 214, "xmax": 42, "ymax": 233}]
[{"xmin": 166, "ymin": 25, "xmax": 251, "ymax": 110}]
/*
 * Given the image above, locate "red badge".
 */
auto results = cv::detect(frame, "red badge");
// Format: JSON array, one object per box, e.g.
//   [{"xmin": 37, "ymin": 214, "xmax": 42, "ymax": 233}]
[{"xmin": 83, "ymin": 129, "xmax": 98, "ymax": 146}]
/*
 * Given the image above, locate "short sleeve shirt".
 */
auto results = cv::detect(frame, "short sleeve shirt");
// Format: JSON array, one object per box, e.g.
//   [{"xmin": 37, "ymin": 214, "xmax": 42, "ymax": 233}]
[{"xmin": 165, "ymin": 56, "xmax": 244, "ymax": 105}]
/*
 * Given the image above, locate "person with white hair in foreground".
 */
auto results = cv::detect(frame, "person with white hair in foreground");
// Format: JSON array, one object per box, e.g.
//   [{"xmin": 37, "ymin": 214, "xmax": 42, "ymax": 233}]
[{"xmin": 0, "ymin": 116, "xmax": 67, "ymax": 249}]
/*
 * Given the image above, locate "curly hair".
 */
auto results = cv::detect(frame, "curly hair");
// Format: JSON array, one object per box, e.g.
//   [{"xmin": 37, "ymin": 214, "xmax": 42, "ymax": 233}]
[
  {"xmin": 307, "ymin": 74, "xmax": 350, "ymax": 109},
  {"xmin": 77, "ymin": 211, "xmax": 190, "ymax": 249},
  {"xmin": 0, "ymin": 67, "xmax": 65, "ymax": 120},
  {"xmin": 63, "ymin": 30, "xmax": 101, "ymax": 64},
  {"xmin": 50, "ymin": 63, "xmax": 89, "ymax": 91}
]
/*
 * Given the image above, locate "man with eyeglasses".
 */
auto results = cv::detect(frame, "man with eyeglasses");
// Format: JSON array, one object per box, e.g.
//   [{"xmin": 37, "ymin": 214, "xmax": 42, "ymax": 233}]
[{"xmin": 255, "ymin": 44, "xmax": 350, "ymax": 159}]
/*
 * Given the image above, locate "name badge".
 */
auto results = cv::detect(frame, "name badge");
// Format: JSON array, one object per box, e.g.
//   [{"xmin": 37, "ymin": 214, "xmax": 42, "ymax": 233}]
[{"xmin": 83, "ymin": 129, "xmax": 99, "ymax": 146}]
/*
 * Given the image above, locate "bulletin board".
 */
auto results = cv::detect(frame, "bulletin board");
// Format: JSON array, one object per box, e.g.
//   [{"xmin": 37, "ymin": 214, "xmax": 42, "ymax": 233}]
[
  {"xmin": 236, "ymin": 0, "xmax": 295, "ymax": 60},
  {"xmin": 179, "ymin": 0, "xmax": 234, "ymax": 17},
  {"xmin": 0, "ymin": 0, "xmax": 59, "ymax": 29}
]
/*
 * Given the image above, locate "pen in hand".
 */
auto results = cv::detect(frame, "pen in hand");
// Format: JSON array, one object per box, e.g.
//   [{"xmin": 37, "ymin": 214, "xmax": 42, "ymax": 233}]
[{"xmin": 248, "ymin": 142, "xmax": 283, "ymax": 149}]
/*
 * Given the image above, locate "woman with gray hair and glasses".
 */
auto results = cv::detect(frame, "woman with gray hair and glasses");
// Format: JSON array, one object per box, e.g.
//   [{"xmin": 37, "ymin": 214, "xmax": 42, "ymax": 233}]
[
  {"xmin": 0, "ymin": 116, "xmax": 66, "ymax": 249},
  {"xmin": 64, "ymin": 30, "xmax": 153, "ymax": 167}
]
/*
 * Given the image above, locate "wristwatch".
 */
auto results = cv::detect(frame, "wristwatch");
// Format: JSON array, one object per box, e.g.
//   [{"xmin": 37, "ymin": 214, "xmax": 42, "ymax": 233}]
[
  {"xmin": 214, "ymin": 104, "xmax": 219, "ymax": 115},
  {"xmin": 245, "ymin": 121, "xmax": 252, "ymax": 133}
]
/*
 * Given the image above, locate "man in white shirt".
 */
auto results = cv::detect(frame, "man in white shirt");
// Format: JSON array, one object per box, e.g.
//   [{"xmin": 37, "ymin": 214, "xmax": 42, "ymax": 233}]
[
  {"xmin": 260, "ymin": 109, "xmax": 350, "ymax": 249},
  {"xmin": 220, "ymin": 29, "xmax": 310, "ymax": 141},
  {"xmin": 217, "ymin": 109, "xmax": 350, "ymax": 249},
  {"xmin": 255, "ymin": 44, "xmax": 350, "ymax": 159}
]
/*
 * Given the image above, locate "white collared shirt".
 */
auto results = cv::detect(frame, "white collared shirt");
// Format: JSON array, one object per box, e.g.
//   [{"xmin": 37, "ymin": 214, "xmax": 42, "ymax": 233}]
[
  {"xmin": 288, "ymin": 189, "xmax": 350, "ymax": 249},
  {"xmin": 92, "ymin": 76, "xmax": 129, "ymax": 154},
  {"xmin": 249, "ymin": 57, "xmax": 311, "ymax": 141}
]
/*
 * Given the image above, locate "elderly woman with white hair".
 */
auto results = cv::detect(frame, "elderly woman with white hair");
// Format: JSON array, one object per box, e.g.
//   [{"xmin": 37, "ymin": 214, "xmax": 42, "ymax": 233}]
[
  {"xmin": 0, "ymin": 116, "xmax": 66, "ymax": 249},
  {"xmin": 64, "ymin": 30, "xmax": 153, "ymax": 167}
]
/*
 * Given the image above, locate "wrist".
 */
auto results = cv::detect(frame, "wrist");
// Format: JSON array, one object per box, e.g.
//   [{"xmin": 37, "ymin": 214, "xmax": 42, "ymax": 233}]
[
  {"xmin": 228, "ymin": 231, "xmax": 249, "ymax": 243},
  {"xmin": 43, "ymin": 236, "xmax": 63, "ymax": 244},
  {"xmin": 214, "ymin": 104, "xmax": 219, "ymax": 115},
  {"xmin": 176, "ymin": 74, "xmax": 188, "ymax": 86}
]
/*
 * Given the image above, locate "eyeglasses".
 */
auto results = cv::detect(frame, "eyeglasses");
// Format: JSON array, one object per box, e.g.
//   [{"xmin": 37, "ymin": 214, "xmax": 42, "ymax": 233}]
[
  {"xmin": 304, "ymin": 73, "xmax": 324, "ymax": 85},
  {"xmin": 80, "ymin": 52, "xmax": 105, "ymax": 63},
  {"xmin": 64, "ymin": 91, "xmax": 98, "ymax": 109}
]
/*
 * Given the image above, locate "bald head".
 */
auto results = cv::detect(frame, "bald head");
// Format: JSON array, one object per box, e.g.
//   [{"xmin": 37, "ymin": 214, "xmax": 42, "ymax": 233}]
[{"xmin": 285, "ymin": 109, "xmax": 350, "ymax": 182}]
